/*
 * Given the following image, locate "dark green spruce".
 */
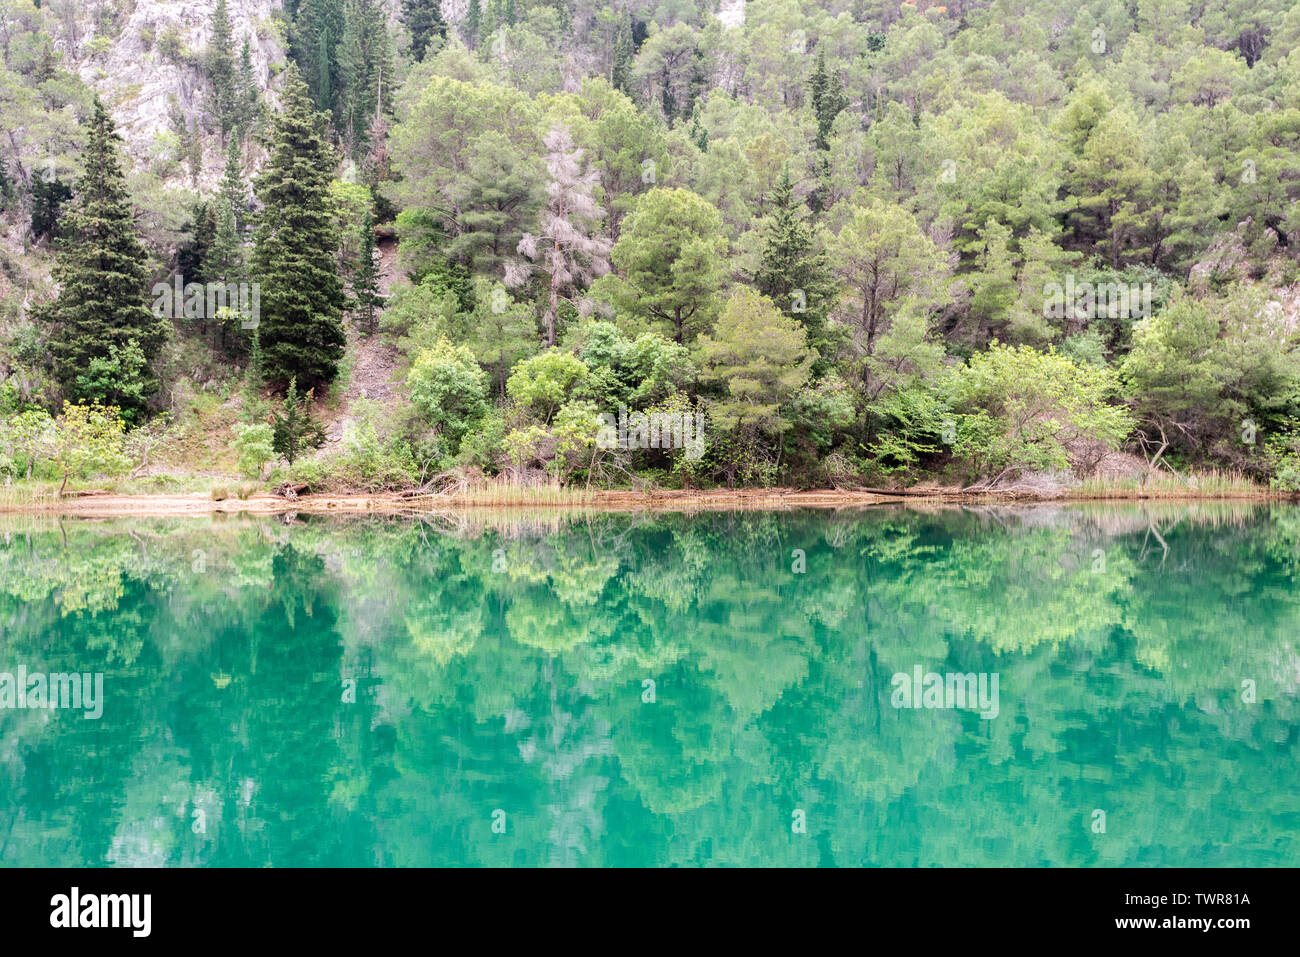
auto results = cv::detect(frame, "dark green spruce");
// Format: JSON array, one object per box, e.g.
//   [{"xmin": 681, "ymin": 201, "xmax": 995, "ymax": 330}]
[
  {"xmin": 38, "ymin": 98, "xmax": 169, "ymax": 422},
  {"xmin": 250, "ymin": 64, "xmax": 346, "ymax": 389},
  {"xmin": 754, "ymin": 167, "xmax": 838, "ymax": 360}
]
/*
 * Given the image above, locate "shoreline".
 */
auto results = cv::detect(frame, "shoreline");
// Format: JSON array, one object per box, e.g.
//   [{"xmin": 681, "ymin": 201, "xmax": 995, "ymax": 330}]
[{"xmin": 0, "ymin": 486, "xmax": 1286, "ymax": 516}]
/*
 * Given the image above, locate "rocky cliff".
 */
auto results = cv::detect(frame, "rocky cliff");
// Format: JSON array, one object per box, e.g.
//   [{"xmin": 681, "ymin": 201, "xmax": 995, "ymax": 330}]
[{"xmin": 71, "ymin": 0, "xmax": 286, "ymax": 190}]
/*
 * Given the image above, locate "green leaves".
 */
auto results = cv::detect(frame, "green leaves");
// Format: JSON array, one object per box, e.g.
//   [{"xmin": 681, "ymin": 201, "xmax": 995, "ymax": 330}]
[
  {"xmin": 50, "ymin": 401, "xmax": 131, "ymax": 489},
  {"xmin": 608, "ymin": 188, "xmax": 728, "ymax": 343},
  {"xmin": 232, "ymin": 422, "xmax": 275, "ymax": 479},
  {"xmin": 1121, "ymin": 285, "xmax": 1300, "ymax": 462},
  {"xmin": 407, "ymin": 337, "xmax": 490, "ymax": 448},
  {"xmin": 829, "ymin": 198, "xmax": 948, "ymax": 356},
  {"xmin": 505, "ymin": 349, "xmax": 588, "ymax": 423},
  {"xmin": 697, "ymin": 287, "xmax": 813, "ymax": 435},
  {"xmin": 947, "ymin": 343, "xmax": 1134, "ymax": 480}
]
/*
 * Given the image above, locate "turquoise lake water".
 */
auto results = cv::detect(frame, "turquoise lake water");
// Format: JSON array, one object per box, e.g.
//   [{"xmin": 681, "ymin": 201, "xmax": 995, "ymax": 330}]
[{"xmin": 0, "ymin": 504, "xmax": 1297, "ymax": 866}]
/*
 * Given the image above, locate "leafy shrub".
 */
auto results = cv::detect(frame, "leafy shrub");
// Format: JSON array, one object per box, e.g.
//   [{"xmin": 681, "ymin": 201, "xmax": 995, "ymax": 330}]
[
  {"xmin": 947, "ymin": 343, "xmax": 1132, "ymax": 482},
  {"xmin": 506, "ymin": 350, "xmax": 589, "ymax": 423},
  {"xmin": 0, "ymin": 408, "xmax": 55, "ymax": 480},
  {"xmin": 231, "ymin": 422, "xmax": 275, "ymax": 478},
  {"xmin": 454, "ymin": 410, "xmax": 506, "ymax": 472},
  {"xmin": 329, "ymin": 407, "xmax": 419, "ymax": 489},
  {"xmin": 50, "ymin": 402, "xmax": 132, "ymax": 490},
  {"xmin": 407, "ymin": 338, "xmax": 489, "ymax": 450}
]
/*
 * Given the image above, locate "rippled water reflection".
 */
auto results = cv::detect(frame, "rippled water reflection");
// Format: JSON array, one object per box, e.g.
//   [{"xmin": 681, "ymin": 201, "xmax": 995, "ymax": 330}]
[{"xmin": 1, "ymin": 503, "xmax": 1296, "ymax": 866}]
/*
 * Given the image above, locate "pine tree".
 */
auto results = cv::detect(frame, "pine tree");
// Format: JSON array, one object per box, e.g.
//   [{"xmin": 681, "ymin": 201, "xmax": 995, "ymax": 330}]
[
  {"xmin": 206, "ymin": 0, "xmax": 239, "ymax": 142},
  {"xmin": 39, "ymin": 98, "xmax": 170, "ymax": 420},
  {"xmin": 402, "ymin": 0, "xmax": 446, "ymax": 62},
  {"xmin": 185, "ymin": 201, "xmax": 219, "ymax": 284},
  {"xmin": 272, "ymin": 377, "xmax": 326, "ymax": 464},
  {"xmin": 351, "ymin": 211, "xmax": 386, "ymax": 334},
  {"xmin": 754, "ymin": 167, "xmax": 838, "ymax": 359},
  {"xmin": 251, "ymin": 64, "xmax": 347, "ymax": 389},
  {"xmin": 512, "ymin": 126, "xmax": 612, "ymax": 347}
]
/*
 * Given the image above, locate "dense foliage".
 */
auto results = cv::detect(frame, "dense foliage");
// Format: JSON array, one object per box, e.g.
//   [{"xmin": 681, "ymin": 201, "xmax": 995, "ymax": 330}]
[{"xmin": 3, "ymin": 0, "xmax": 1300, "ymax": 491}]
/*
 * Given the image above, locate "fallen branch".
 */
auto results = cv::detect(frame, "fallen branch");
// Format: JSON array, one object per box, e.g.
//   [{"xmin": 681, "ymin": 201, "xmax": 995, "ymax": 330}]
[{"xmin": 273, "ymin": 482, "xmax": 309, "ymax": 500}]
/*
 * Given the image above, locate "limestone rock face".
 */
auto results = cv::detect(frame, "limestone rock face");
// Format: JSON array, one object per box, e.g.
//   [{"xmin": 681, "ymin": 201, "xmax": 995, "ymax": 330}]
[{"xmin": 74, "ymin": 0, "xmax": 286, "ymax": 190}]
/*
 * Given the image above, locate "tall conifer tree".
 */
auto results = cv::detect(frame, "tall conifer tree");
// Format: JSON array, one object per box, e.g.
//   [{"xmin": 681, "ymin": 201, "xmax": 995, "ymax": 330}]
[
  {"xmin": 251, "ymin": 65, "xmax": 346, "ymax": 388},
  {"xmin": 40, "ymin": 98, "xmax": 168, "ymax": 420},
  {"xmin": 754, "ymin": 167, "xmax": 838, "ymax": 358},
  {"xmin": 402, "ymin": 0, "xmax": 446, "ymax": 62},
  {"xmin": 351, "ymin": 211, "xmax": 385, "ymax": 335},
  {"xmin": 206, "ymin": 0, "xmax": 239, "ymax": 142}
]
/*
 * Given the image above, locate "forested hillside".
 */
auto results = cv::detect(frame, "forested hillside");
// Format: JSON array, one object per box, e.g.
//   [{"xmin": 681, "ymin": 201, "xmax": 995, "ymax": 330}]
[{"xmin": 2, "ymin": 0, "xmax": 1300, "ymax": 495}]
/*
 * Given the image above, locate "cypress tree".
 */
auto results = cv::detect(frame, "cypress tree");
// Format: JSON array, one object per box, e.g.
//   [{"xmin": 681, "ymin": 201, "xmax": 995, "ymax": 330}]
[
  {"xmin": 206, "ymin": 0, "xmax": 238, "ymax": 142},
  {"xmin": 402, "ymin": 0, "xmax": 446, "ymax": 62},
  {"xmin": 292, "ymin": 0, "xmax": 342, "ymax": 116},
  {"xmin": 809, "ymin": 50, "xmax": 846, "ymax": 151},
  {"xmin": 316, "ymin": 31, "xmax": 333, "ymax": 113},
  {"xmin": 351, "ymin": 211, "xmax": 385, "ymax": 335},
  {"xmin": 39, "ymin": 98, "xmax": 169, "ymax": 420},
  {"xmin": 689, "ymin": 102, "xmax": 708, "ymax": 151},
  {"xmin": 464, "ymin": 0, "xmax": 482, "ymax": 50},
  {"xmin": 610, "ymin": 16, "xmax": 633, "ymax": 97},
  {"xmin": 251, "ymin": 64, "xmax": 346, "ymax": 389}
]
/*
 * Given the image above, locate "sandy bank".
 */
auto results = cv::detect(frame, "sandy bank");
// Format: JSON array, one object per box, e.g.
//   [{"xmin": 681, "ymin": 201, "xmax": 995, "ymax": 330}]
[{"xmin": 0, "ymin": 485, "xmax": 1282, "ymax": 516}]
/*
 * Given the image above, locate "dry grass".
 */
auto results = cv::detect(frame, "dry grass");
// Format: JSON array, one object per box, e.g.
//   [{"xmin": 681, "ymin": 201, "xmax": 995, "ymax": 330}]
[
  {"xmin": 0, "ymin": 482, "xmax": 61, "ymax": 510},
  {"xmin": 1072, "ymin": 469, "xmax": 1272, "ymax": 499},
  {"xmin": 426, "ymin": 484, "xmax": 597, "ymax": 507}
]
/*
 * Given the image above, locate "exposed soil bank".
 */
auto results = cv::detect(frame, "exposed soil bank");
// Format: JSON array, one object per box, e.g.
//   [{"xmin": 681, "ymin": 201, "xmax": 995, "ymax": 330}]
[{"xmin": 0, "ymin": 485, "xmax": 1284, "ymax": 516}]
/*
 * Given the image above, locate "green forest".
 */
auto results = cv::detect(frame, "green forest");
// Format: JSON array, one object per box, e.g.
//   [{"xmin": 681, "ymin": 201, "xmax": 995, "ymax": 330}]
[{"xmin": 3, "ymin": 0, "xmax": 1300, "ymax": 496}]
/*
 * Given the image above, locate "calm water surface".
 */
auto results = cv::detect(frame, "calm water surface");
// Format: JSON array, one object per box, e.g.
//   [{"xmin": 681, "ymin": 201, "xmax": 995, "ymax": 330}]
[{"xmin": 1, "ymin": 504, "xmax": 1297, "ymax": 866}]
